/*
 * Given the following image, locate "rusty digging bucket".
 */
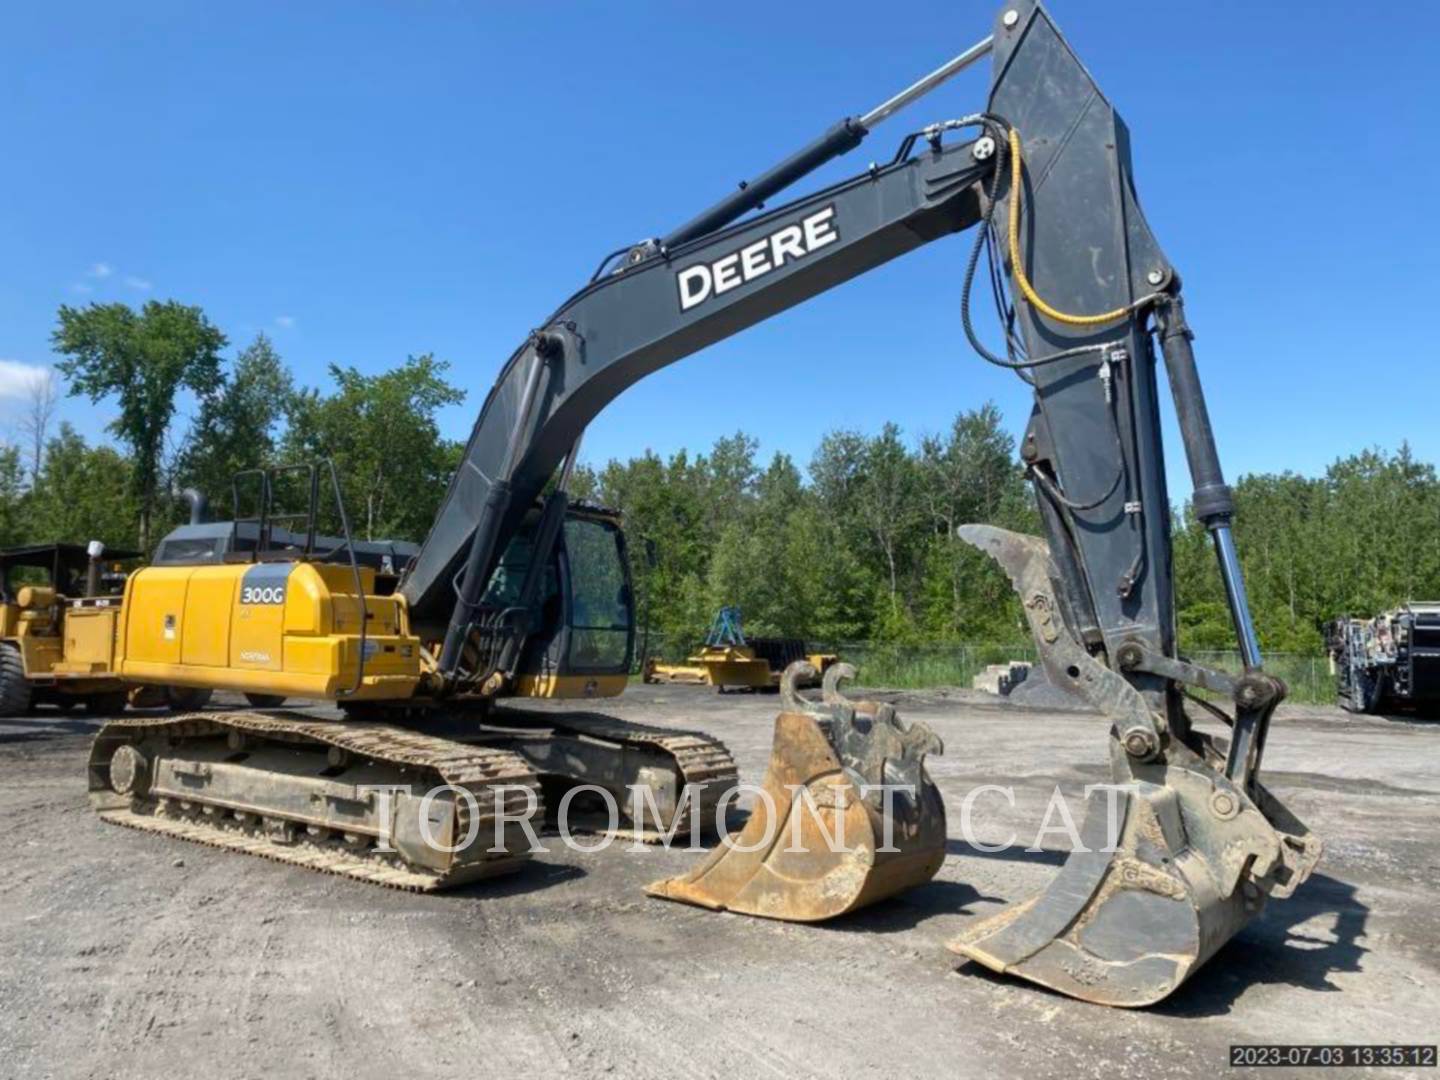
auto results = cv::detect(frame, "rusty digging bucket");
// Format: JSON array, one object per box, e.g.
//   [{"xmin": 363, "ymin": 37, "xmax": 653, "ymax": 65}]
[
  {"xmin": 950, "ymin": 524, "xmax": 1322, "ymax": 1007},
  {"xmin": 646, "ymin": 663, "xmax": 947, "ymax": 922}
]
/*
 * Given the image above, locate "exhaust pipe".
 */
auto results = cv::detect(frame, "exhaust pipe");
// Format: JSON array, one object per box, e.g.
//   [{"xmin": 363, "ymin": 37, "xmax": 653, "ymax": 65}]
[
  {"xmin": 180, "ymin": 487, "xmax": 209, "ymax": 525},
  {"xmin": 85, "ymin": 540, "xmax": 105, "ymax": 598}
]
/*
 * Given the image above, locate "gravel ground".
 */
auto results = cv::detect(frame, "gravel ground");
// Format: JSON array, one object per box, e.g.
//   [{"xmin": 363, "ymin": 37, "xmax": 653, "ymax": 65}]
[{"xmin": 1, "ymin": 685, "xmax": 1436, "ymax": 1079}]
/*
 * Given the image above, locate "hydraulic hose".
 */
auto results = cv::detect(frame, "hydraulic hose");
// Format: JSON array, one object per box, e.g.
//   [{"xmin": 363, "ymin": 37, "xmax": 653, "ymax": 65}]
[
  {"xmin": 1006, "ymin": 128, "xmax": 1153, "ymax": 327},
  {"xmin": 959, "ymin": 121, "xmax": 1119, "ymax": 371}
]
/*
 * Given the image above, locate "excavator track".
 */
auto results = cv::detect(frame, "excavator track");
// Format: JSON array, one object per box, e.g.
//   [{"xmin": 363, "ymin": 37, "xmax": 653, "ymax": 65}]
[
  {"xmin": 89, "ymin": 711, "xmax": 542, "ymax": 892},
  {"xmin": 484, "ymin": 709, "xmax": 739, "ymax": 841}
]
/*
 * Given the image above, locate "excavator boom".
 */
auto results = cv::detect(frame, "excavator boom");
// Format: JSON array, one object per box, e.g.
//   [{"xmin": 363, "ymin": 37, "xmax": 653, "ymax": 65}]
[{"xmin": 399, "ymin": 129, "xmax": 993, "ymax": 642}]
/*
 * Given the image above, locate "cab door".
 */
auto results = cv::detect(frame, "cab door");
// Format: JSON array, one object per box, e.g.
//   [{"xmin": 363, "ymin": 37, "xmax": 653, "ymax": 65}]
[{"xmin": 555, "ymin": 515, "xmax": 634, "ymax": 677}]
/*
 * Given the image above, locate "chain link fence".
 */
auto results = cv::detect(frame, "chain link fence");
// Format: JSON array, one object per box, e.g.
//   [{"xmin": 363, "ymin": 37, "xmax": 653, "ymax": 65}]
[
  {"xmin": 1186, "ymin": 650, "xmax": 1333, "ymax": 705},
  {"xmin": 633, "ymin": 633, "xmax": 1335, "ymax": 704}
]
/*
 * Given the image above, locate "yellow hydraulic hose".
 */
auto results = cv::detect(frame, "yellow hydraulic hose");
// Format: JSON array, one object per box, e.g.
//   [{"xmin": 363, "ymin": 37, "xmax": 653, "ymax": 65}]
[{"xmin": 1007, "ymin": 127, "xmax": 1137, "ymax": 327}]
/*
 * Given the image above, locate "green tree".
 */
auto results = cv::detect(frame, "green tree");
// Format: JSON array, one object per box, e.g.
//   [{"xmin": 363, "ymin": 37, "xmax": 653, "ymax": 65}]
[
  {"xmin": 0, "ymin": 446, "xmax": 25, "ymax": 546},
  {"xmin": 177, "ymin": 334, "xmax": 296, "ymax": 506},
  {"xmin": 51, "ymin": 300, "xmax": 227, "ymax": 549},
  {"xmin": 705, "ymin": 453, "xmax": 800, "ymax": 635},
  {"xmin": 592, "ymin": 447, "xmax": 712, "ymax": 649},
  {"xmin": 1172, "ymin": 443, "xmax": 1440, "ymax": 655},
  {"xmin": 701, "ymin": 431, "xmax": 759, "ymax": 536},
  {"xmin": 812, "ymin": 423, "xmax": 921, "ymax": 623},
  {"xmin": 915, "ymin": 404, "xmax": 1034, "ymax": 639},
  {"xmin": 283, "ymin": 354, "xmax": 464, "ymax": 541},
  {"xmin": 24, "ymin": 424, "xmax": 139, "ymax": 549}
]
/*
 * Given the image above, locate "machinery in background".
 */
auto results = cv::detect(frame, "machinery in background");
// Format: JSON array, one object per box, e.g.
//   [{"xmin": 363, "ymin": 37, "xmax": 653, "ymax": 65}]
[
  {"xmin": 1326, "ymin": 603, "xmax": 1440, "ymax": 714},
  {"xmin": 643, "ymin": 606, "xmax": 838, "ymax": 691},
  {"xmin": 0, "ymin": 542, "xmax": 138, "ymax": 715}
]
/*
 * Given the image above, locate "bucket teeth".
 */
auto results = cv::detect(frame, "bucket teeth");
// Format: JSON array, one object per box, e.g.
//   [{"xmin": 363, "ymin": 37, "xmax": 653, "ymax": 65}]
[{"xmin": 647, "ymin": 667, "xmax": 946, "ymax": 922}]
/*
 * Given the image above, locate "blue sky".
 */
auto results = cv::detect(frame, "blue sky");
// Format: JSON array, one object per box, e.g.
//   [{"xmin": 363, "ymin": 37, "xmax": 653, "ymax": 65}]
[{"xmin": 2, "ymin": 1, "xmax": 1436, "ymax": 502}]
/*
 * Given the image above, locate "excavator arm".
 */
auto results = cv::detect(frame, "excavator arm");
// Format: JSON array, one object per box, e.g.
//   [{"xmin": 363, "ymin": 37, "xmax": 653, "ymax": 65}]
[{"xmin": 392, "ymin": 0, "xmax": 1320, "ymax": 1006}]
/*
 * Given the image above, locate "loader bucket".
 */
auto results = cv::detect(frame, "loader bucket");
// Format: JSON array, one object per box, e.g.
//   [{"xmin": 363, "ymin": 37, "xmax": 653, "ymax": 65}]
[
  {"xmin": 646, "ymin": 663, "xmax": 946, "ymax": 921},
  {"xmin": 953, "ymin": 524, "xmax": 1322, "ymax": 1007}
]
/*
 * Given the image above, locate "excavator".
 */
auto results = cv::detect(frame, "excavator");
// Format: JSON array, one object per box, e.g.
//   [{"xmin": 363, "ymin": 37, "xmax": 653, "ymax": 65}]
[{"xmin": 87, "ymin": 1, "xmax": 1321, "ymax": 1007}]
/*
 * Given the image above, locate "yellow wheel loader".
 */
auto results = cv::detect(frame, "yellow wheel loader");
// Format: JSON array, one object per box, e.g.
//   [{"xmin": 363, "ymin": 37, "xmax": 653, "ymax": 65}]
[
  {"xmin": 0, "ymin": 543, "xmax": 137, "ymax": 716},
  {"xmin": 89, "ymin": 0, "xmax": 1321, "ymax": 1006}
]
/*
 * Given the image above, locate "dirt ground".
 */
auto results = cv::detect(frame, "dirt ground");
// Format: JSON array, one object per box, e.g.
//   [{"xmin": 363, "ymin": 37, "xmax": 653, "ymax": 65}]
[{"xmin": 1, "ymin": 684, "xmax": 1436, "ymax": 1080}]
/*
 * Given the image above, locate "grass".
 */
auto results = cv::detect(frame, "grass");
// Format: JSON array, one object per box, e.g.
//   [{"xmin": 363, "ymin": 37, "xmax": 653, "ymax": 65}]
[{"xmin": 635, "ymin": 637, "xmax": 1336, "ymax": 704}]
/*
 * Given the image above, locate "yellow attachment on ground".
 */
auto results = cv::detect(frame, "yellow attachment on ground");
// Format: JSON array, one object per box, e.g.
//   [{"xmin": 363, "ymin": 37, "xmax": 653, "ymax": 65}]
[
  {"xmin": 644, "ymin": 645, "xmax": 770, "ymax": 688},
  {"xmin": 647, "ymin": 664, "xmax": 946, "ymax": 922},
  {"xmin": 1006, "ymin": 127, "xmax": 1138, "ymax": 328},
  {"xmin": 644, "ymin": 646, "xmax": 838, "ymax": 691}
]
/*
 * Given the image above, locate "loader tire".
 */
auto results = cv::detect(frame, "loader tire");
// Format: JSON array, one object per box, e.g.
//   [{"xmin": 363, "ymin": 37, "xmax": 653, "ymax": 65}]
[
  {"xmin": 243, "ymin": 692, "xmax": 287, "ymax": 709},
  {"xmin": 165, "ymin": 686, "xmax": 213, "ymax": 712},
  {"xmin": 0, "ymin": 644, "xmax": 32, "ymax": 717}
]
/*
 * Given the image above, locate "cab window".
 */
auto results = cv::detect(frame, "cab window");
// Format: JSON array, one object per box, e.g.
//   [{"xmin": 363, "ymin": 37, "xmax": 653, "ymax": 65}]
[
  {"xmin": 482, "ymin": 527, "xmax": 555, "ymax": 608},
  {"xmin": 563, "ymin": 518, "xmax": 631, "ymax": 670}
]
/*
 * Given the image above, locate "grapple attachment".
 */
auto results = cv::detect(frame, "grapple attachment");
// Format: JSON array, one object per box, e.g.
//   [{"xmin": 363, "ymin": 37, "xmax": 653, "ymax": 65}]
[
  {"xmin": 646, "ymin": 663, "xmax": 946, "ymax": 921},
  {"xmin": 952, "ymin": 525, "xmax": 1322, "ymax": 1006}
]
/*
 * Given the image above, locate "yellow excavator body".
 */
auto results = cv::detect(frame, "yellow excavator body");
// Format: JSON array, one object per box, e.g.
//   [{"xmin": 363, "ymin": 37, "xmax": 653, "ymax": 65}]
[
  {"xmin": 115, "ymin": 561, "xmax": 424, "ymax": 702},
  {"xmin": 85, "ymin": 501, "xmax": 741, "ymax": 891}
]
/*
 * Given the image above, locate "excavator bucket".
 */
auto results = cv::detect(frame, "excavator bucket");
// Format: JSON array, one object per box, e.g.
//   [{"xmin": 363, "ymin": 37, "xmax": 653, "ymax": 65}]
[
  {"xmin": 647, "ymin": 663, "xmax": 946, "ymax": 921},
  {"xmin": 950, "ymin": 767, "xmax": 1319, "ymax": 1006},
  {"xmin": 951, "ymin": 525, "xmax": 1322, "ymax": 1006}
]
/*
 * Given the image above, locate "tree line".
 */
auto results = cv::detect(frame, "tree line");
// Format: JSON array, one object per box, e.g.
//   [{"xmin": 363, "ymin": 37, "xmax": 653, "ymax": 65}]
[
  {"xmin": 574, "ymin": 418, "xmax": 1440, "ymax": 656},
  {"xmin": 5, "ymin": 299, "xmax": 462, "ymax": 554},
  {"xmin": 9, "ymin": 297, "xmax": 1438, "ymax": 657}
]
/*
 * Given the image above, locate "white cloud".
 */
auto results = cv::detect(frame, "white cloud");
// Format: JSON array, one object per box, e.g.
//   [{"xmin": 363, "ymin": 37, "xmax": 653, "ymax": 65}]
[
  {"xmin": 69, "ymin": 261, "xmax": 153, "ymax": 296},
  {"xmin": 0, "ymin": 359, "xmax": 55, "ymax": 401},
  {"xmin": 274, "ymin": 315, "xmax": 296, "ymax": 329}
]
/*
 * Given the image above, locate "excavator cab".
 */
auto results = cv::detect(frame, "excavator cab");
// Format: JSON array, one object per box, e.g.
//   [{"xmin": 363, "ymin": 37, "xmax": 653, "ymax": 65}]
[{"xmin": 490, "ymin": 503, "xmax": 635, "ymax": 700}]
